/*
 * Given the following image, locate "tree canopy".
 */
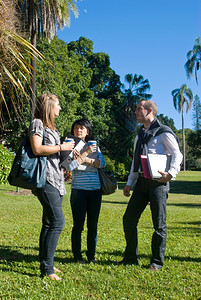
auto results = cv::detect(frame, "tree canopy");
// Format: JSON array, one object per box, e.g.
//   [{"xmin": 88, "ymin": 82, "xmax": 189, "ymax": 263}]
[{"xmin": 1, "ymin": 35, "xmax": 184, "ymax": 170}]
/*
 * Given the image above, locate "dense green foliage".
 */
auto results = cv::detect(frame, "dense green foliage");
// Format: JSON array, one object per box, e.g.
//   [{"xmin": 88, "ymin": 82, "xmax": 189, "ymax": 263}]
[
  {"xmin": 192, "ymin": 95, "xmax": 201, "ymax": 131},
  {"xmin": 157, "ymin": 113, "xmax": 177, "ymax": 132},
  {"xmin": 2, "ymin": 35, "xmax": 201, "ymax": 172},
  {"xmin": 1, "ymin": 36, "xmax": 133, "ymax": 165},
  {"xmin": 187, "ymin": 130, "xmax": 201, "ymax": 169},
  {"xmin": 0, "ymin": 171, "xmax": 200, "ymax": 299},
  {"xmin": 0, "ymin": 145, "xmax": 14, "ymax": 184}
]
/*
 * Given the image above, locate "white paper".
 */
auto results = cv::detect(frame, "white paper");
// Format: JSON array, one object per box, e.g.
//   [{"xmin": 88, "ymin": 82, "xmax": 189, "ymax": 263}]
[
  {"xmin": 147, "ymin": 154, "xmax": 171, "ymax": 179},
  {"xmin": 69, "ymin": 140, "xmax": 86, "ymax": 158}
]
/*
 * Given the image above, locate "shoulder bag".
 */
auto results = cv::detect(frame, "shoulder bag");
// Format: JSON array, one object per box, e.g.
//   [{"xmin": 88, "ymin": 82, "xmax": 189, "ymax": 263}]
[
  {"xmin": 98, "ymin": 168, "xmax": 118, "ymax": 195},
  {"xmin": 8, "ymin": 129, "xmax": 47, "ymax": 191}
]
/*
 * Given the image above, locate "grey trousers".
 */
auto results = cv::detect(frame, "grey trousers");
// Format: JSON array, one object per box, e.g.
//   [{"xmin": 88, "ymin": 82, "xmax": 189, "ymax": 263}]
[{"xmin": 123, "ymin": 177, "xmax": 169, "ymax": 267}]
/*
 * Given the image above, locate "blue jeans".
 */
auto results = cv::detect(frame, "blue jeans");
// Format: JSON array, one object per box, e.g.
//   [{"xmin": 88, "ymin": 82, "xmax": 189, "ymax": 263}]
[
  {"xmin": 123, "ymin": 177, "xmax": 169, "ymax": 268},
  {"xmin": 70, "ymin": 189, "xmax": 102, "ymax": 261},
  {"xmin": 36, "ymin": 182, "xmax": 65, "ymax": 276}
]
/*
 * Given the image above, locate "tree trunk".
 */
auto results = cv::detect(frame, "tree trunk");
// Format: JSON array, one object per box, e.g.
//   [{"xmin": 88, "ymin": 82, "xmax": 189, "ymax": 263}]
[
  {"xmin": 30, "ymin": 28, "xmax": 37, "ymax": 121},
  {"xmin": 182, "ymin": 107, "xmax": 186, "ymax": 171}
]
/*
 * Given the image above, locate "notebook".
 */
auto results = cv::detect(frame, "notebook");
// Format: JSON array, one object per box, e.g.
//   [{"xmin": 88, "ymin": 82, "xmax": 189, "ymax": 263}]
[
  {"xmin": 140, "ymin": 155, "xmax": 152, "ymax": 179},
  {"xmin": 141, "ymin": 154, "xmax": 171, "ymax": 179},
  {"xmin": 60, "ymin": 135, "xmax": 86, "ymax": 170}
]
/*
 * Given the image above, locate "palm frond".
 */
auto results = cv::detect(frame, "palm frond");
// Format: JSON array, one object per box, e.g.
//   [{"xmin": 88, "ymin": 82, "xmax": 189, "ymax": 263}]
[
  {"xmin": 0, "ymin": 15, "xmax": 50, "ymax": 128},
  {"xmin": 185, "ymin": 37, "xmax": 201, "ymax": 82}
]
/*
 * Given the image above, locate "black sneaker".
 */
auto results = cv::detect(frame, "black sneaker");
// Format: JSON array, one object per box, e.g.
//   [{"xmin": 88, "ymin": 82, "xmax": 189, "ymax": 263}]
[
  {"xmin": 88, "ymin": 259, "xmax": 98, "ymax": 264},
  {"xmin": 74, "ymin": 259, "xmax": 86, "ymax": 264}
]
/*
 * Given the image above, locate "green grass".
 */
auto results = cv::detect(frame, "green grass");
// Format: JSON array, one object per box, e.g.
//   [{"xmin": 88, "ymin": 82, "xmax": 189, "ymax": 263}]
[{"xmin": 0, "ymin": 171, "xmax": 200, "ymax": 299}]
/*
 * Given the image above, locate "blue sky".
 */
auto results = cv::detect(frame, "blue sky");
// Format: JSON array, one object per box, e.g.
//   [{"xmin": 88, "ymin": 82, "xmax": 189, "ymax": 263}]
[{"xmin": 58, "ymin": 0, "xmax": 201, "ymax": 130}]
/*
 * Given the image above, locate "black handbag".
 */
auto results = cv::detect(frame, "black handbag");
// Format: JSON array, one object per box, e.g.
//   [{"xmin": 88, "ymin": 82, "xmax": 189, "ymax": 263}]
[
  {"xmin": 98, "ymin": 168, "xmax": 118, "ymax": 195},
  {"xmin": 8, "ymin": 130, "xmax": 47, "ymax": 191}
]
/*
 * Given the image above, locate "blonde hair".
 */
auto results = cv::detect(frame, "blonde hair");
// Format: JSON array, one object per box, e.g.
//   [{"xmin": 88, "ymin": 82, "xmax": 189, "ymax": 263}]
[
  {"xmin": 34, "ymin": 93, "xmax": 58, "ymax": 130},
  {"xmin": 142, "ymin": 100, "xmax": 158, "ymax": 117}
]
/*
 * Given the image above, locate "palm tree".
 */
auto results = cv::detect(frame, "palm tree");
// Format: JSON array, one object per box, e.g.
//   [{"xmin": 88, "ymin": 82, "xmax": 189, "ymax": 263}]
[
  {"xmin": 171, "ymin": 84, "xmax": 193, "ymax": 170},
  {"xmin": 18, "ymin": 0, "xmax": 78, "ymax": 120},
  {"xmin": 185, "ymin": 37, "xmax": 201, "ymax": 83},
  {"xmin": 0, "ymin": 0, "xmax": 46, "ymax": 128},
  {"xmin": 124, "ymin": 73, "xmax": 152, "ymax": 132}
]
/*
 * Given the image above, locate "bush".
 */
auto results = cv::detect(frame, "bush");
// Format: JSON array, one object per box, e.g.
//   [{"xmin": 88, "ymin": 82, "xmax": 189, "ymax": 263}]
[
  {"xmin": 115, "ymin": 162, "xmax": 128, "ymax": 181},
  {"xmin": 104, "ymin": 155, "xmax": 116, "ymax": 174},
  {"xmin": 0, "ymin": 144, "xmax": 14, "ymax": 184},
  {"xmin": 186, "ymin": 157, "xmax": 201, "ymax": 170},
  {"xmin": 104, "ymin": 155, "xmax": 128, "ymax": 181}
]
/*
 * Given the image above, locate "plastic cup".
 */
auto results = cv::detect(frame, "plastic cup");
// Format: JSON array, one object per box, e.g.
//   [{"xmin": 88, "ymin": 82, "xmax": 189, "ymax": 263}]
[
  {"xmin": 88, "ymin": 140, "xmax": 97, "ymax": 146},
  {"xmin": 88, "ymin": 140, "xmax": 97, "ymax": 152},
  {"xmin": 65, "ymin": 138, "xmax": 74, "ymax": 143}
]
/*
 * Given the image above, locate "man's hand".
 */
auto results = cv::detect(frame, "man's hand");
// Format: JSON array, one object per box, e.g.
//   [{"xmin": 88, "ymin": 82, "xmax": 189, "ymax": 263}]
[
  {"xmin": 123, "ymin": 185, "xmax": 132, "ymax": 197},
  {"xmin": 157, "ymin": 171, "xmax": 172, "ymax": 183}
]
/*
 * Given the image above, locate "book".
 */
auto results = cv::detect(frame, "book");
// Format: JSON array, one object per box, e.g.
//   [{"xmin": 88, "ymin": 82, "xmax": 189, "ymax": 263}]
[
  {"xmin": 140, "ymin": 155, "xmax": 152, "ymax": 179},
  {"xmin": 60, "ymin": 135, "xmax": 86, "ymax": 170},
  {"xmin": 140, "ymin": 154, "xmax": 171, "ymax": 179},
  {"xmin": 147, "ymin": 154, "xmax": 171, "ymax": 179}
]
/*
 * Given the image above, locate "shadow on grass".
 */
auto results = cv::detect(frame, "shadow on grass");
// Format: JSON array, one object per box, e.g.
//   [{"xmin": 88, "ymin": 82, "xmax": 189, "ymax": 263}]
[
  {"xmin": 85, "ymin": 250, "xmax": 201, "ymax": 265},
  {"xmin": 118, "ymin": 180, "xmax": 201, "ymax": 196},
  {"xmin": 0, "ymin": 245, "xmax": 38, "ymax": 262},
  {"xmin": 102, "ymin": 199, "xmax": 128, "ymax": 205},
  {"xmin": 0, "ymin": 246, "xmax": 200, "ymax": 276},
  {"xmin": 0, "ymin": 246, "xmax": 75, "ymax": 262},
  {"xmin": 102, "ymin": 199, "xmax": 201, "ymax": 208},
  {"xmin": 169, "ymin": 180, "xmax": 201, "ymax": 195},
  {"xmin": 102, "ymin": 179, "xmax": 201, "ymax": 206},
  {"xmin": 178, "ymin": 221, "xmax": 201, "ymax": 226},
  {"xmin": 167, "ymin": 203, "xmax": 201, "ymax": 208}
]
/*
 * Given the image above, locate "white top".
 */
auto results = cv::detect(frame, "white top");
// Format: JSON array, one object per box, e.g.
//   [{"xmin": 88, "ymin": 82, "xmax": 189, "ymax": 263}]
[{"xmin": 127, "ymin": 132, "xmax": 183, "ymax": 188}]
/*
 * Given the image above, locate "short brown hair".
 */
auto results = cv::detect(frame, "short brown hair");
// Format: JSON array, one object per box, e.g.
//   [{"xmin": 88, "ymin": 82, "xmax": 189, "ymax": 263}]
[
  {"xmin": 34, "ymin": 93, "xmax": 58, "ymax": 130},
  {"xmin": 142, "ymin": 100, "xmax": 158, "ymax": 117}
]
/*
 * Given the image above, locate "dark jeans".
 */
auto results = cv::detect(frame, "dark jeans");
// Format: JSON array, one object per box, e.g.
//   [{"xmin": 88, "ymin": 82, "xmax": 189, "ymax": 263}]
[
  {"xmin": 123, "ymin": 177, "xmax": 169, "ymax": 268},
  {"xmin": 70, "ymin": 189, "xmax": 102, "ymax": 261},
  {"xmin": 36, "ymin": 182, "xmax": 65, "ymax": 276}
]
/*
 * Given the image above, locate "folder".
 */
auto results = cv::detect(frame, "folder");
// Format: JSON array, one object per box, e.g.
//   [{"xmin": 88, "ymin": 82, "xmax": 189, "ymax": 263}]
[
  {"xmin": 140, "ymin": 155, "xmax": 152, "ymax": 179},
  {"xmin": 141, "ymin": 154, "xmax": 171, "ymax": 179},
  {"xmin": 60, "ymin": 135, "xmax": 86, "ymax": 170}
]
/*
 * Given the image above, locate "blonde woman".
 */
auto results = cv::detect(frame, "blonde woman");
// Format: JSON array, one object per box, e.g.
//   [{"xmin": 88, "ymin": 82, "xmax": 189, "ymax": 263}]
[{"xmin": 29, "ymin": 94, "xmax": 75, "ymax": 280}]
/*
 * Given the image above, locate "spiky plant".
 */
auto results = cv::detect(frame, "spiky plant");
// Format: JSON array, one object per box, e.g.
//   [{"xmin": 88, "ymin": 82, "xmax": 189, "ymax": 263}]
[{"xmin": 0, "ymin": 0, "xmax": 46, "ymax": 127}]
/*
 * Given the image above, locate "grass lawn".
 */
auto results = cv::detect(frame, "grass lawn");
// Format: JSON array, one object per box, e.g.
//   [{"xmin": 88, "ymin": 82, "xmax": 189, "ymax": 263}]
[{"xmin": 0, "ymin": 171, "xmax": 200, "ymax": 299}]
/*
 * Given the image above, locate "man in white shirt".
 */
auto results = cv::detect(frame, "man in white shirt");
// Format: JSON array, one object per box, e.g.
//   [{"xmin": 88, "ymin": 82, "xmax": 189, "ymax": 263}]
[{"xmin": 120, "ymin": 100, "xmax": 183, "ymax": 270}]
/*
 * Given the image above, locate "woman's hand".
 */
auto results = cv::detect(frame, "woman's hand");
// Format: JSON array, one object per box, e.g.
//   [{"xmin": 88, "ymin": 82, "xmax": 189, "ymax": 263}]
[
  {"xmin": 86, "ymin": 144, "xmax": 97, "ymax": 154},
  {"xmin": 73, "ymin": 149, "xmax": 85, "ymax": 165},
  {"xmin": 60, "ymin": 140, "xmax": 75, "ymax": 151},
  {"xmin": 73, "ymin": 149, "xmax": 100, "ymax": 168}
]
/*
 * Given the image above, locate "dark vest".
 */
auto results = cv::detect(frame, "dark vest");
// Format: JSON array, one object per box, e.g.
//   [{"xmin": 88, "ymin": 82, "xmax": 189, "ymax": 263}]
[{"xmin": 133, "ymin": 118, "xmax": 179, "ymax": 172}]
